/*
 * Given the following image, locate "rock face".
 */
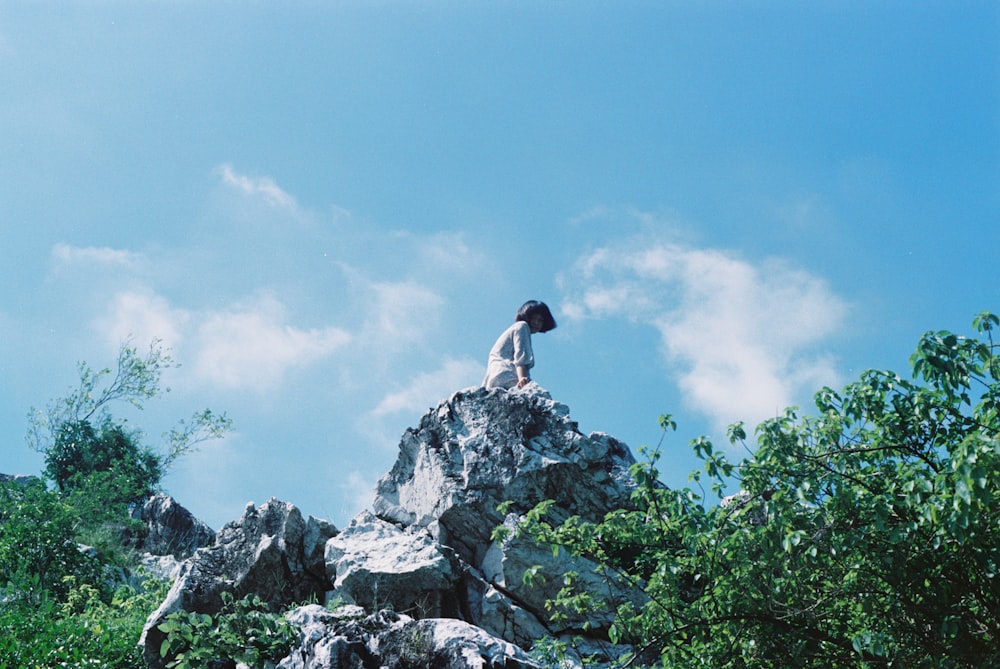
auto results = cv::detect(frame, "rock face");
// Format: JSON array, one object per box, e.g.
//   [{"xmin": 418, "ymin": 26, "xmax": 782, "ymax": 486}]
[
  {"xmin": 277, "ymin": 605, "xmax": 538, "ymax": 669},
  {"xmin": 140, "ymin": 498, "xmax": 337, "ymax": 669},
  {"xmin": 367, "ymin": 386, "xmax": 641, "ymax": 644},
  {"xmin": 141, "ymin": 385, "xmax": 643, "ymax": 668},
  {"xmin": 132, "ymin": 493, "xmax": 216, "ymax": 559}
]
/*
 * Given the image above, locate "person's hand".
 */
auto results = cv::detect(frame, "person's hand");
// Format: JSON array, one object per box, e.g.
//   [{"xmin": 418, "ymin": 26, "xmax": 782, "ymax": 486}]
[{"xmin": 517, "ymin": 377, "xmax": 531, "ymax": 388}]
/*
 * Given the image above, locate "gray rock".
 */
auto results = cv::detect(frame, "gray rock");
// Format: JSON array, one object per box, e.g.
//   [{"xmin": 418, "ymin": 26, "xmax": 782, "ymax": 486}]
[
  {"xmin": 139, "ymin": 386, "xmax": 646, "ymax": 667},
  {"xmin": 139, "ymin": 498, "xmax": 337, "ymax": 669},
  {"xmin": 325, "ymin": 510, "xmax": 460, "ymax": 618},
  {"xmin": 277, "ymin": 604, "xmax": 539, "ymax": 669},
  {"xmin": 373, "ymin": 386, "xmax": 637, "ymax": 567},
  {"xmin": 132, "ymin": 493, "xmax": 216, "ymax": 559},
  {"xmin": 368, "ymin": 386, "xmax": 640, "ymax": 638}
]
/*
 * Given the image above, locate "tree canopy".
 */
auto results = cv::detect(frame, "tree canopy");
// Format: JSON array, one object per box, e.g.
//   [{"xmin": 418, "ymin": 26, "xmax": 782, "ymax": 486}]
[
  {"xmin": 515, "ymin": 312, "xmax": 999, "ymax": 668},
  {"xmin": 27, "ymin": 339, "xmax": 231, "ymax": 504}
]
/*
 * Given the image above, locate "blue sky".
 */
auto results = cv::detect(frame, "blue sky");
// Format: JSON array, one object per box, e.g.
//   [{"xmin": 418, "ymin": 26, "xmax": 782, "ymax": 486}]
[{"xmin": 1, "ymin": 2, "xmax": 997, "ymax": 529}]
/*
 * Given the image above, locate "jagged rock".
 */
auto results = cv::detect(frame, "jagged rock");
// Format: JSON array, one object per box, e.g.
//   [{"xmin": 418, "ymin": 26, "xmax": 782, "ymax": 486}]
[
  {"xmin": 139, "ymin": 553, "xmax": 184, "ymax": 583},
  {"xmin": 139, "ymin": 386, "xmax": 646, "ymax": 667},
  {"xmin": 373, "ymin": 386, "xmax": 636, "ymax": 565},
  {"xmin": 367, "ymin": 386, "xmax": 640, "ymax": 639},
  {"xmin": 140, "ymin": 498, "xmax": 337, "ymax": 669},
  {"xmin": 326, "ymin": 511, "xmax": 460, "ymax": 618},
  {"xmin": 460, "ymin": 574, "xmax": 550, "ymax": 649},
  {"xmin": 482, "ymin": 520, "xmax": 641, "ymax": 635},
  {"xmin": 132, "ymin": 493, "xmax": 216, "ymax": 559},
  {"xmin": 277, "ymin": 604, "xmax": 540, "ymax": 669}
]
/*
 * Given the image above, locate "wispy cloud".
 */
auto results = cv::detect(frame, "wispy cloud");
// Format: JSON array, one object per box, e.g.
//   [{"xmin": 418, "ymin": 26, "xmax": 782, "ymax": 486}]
[
  {"xmin": 96, "ymin": 290, "xmax": 351, "ymax": 393},
  {"xmin": 561, "ymin": 219, "xmax": 848, "ymax": 431},
  {"xmin": 361, "ymin": 280, "xmax": 447, "ymax": 359},
  {"xmin": 360, "ymin": 356, "xmax": 484, "ymax": 453},
  {"xmin": 51, "ymin": 243, "xmax": 146, "ymax": 269},
  {"xmin": 370, "ymin": 356, "xmax": 483, "ymax": 418},
  {"xmin": 190, "ymin": 293, "xmax": 351, "ymax": 391},
  {"xmin": 96, "ymin": 289, "xmax": 188, "ymax": 350},
  {"xmin": 216, "ymin": 163, "xmax": 298, "ymax": 211}
]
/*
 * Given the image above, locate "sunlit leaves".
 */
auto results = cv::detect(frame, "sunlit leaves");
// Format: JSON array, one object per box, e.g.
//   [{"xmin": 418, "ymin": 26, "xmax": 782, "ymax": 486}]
[{"xmin": 508, "ymin": 311, "xmax": 1000, "ymax": 668}]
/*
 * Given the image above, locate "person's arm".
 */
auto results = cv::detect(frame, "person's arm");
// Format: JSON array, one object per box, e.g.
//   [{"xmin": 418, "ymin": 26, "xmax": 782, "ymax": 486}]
[{"xmin": 511, "ymin": 322, "xmax": 534, "ymax": 387}]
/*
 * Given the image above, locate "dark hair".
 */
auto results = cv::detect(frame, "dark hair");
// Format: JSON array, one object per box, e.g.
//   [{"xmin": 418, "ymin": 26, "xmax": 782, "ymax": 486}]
[{"xmin": 516, "ymin": 300, "xmax": 557, "ymax": 333}]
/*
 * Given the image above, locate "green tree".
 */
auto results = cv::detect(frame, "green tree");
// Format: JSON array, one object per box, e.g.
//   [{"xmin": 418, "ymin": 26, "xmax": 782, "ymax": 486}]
[
  {"xmin": 28, "ymin": 338, "xmax": 231, "ymax": 485},
  {"xmin": 45, "ymin": 418, "xmax": 162, "ymax": 505},
  {"xmin": 19, "ymin": 338, "xmax": 231, "ymax": 567},
  {"xmin": 514, "ymin": 312, "xmax": 1000, "ymax": 668}
]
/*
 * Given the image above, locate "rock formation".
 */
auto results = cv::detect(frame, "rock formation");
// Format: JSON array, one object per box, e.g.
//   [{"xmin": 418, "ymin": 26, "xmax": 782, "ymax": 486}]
[
  {"xmin": 140, "ymin": 498, "xmax": 337, "ymax": 669},
  {"xmin": 132, "ymin": 492, "xmax": 216, "ymax": 559},
  {"xmin": 141, "ymin": 385, "xmax": 644, "ymax": 668}
]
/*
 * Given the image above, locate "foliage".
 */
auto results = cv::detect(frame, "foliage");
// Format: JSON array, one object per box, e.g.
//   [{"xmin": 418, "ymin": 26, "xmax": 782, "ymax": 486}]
[
  {"xmin": 46, "ymin": 417, "xmax": 162, "ymax": 505},
  {"xmin": 23, "ymin": 338, "xmax": 231, "ymax": 561},
  {"xmin": 0, "ymin": 571, "xmax": 171, "ymax": 669},
  {"xmin": 0, "ymin": 479, "xmax": 103, "ymax": 602},
  {"xmin": 157, "ymin": 591, "xmax": 297, "ymax": 669},
  {"xmin": 27, "ymin": 338, "xmax": 232, "ymax": 482},
  {"xmin": 512, "ymin": 312, "xmax": 1000, "ymax": 668}
]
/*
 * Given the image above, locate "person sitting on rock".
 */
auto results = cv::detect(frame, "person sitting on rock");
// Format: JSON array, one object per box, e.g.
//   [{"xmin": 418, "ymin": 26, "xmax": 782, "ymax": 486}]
[{"xmin": 482, "ymin": 300, "xmax": 557, "ymax": 390}]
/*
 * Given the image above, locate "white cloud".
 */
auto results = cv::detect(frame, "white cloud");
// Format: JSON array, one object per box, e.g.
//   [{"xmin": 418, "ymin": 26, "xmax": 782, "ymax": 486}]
[
  {"xmin": 362, "ymin": 280, "xmax": 446, "ymax": 357},
  {"xmin": 191, "ymin": 293, "xmax": 351, "ymax": 391},
  {"xmin": 359, "ymin": 356, "xmax": 483, "ymax": 454},
  {"xmin": 51, "ymin": 243, "xmax": 145, "ymax": 269},
  {"xmin": 95, "ymin": 289, "xmax": 188, "ymax": 351},
  {"xmin": 96, "ymin": 289, "xmax": 351, "ymax": 393},
  {"xmin": 412, "ymin": 231, "xmax": 490, "ymax": 274},
  {"xmin": 216, "ymin": 163, "xmax": 298, "ymax": 210},
  {"xmin": 340, "ymin": 470, "xmax": 377, "ymax": 516},
  {"xmin": 562, "ymin": 228, "xmax": 848, "ymax": 431},
  {"xmin": 370, "ymin": 356, "xmax": 483, "ymax": 418}
]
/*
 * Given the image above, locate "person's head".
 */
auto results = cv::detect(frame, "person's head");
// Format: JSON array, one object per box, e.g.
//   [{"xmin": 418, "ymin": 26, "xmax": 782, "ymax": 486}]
[{"xmin": 516, "ymin": 300, "xmax": 557, "ymax": 334}]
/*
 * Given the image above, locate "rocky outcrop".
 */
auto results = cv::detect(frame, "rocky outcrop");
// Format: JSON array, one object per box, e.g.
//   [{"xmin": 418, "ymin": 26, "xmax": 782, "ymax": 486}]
[
  {"xmin": 141, "ymin": 385, "xmax": 645, "ymax": 668},
  {"xmin": 277, "ymin": 605, "xmax": 539, "ymax": 669},
  {"xmin": 365, "ymin": 385, "xmax": 641, "ymax": 643},
  {"xmin": 140, "ymin": 498, "xmax": 337, "ymax": 669},
  {"xmin": 132, "ymin": 493, "xmax": 216, "ymax": 559}
]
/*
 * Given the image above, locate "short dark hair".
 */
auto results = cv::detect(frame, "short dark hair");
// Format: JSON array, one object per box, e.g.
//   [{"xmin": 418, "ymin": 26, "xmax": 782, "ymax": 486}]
[{"xmin": 516, "ymin": 300, "xmax": 557, "ymax": 333}]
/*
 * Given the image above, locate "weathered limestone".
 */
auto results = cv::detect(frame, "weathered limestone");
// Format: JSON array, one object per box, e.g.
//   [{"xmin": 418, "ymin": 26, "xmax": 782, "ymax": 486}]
[
  {"xmin": 140, "ymin": 498, "xmax": 337, "ymax": 669},
  {"xmin": 140, "ymin": 385, "xmax": 645, "ymax": 668},
  {"xmin": 132, "ymin": 493, "xmax": 216, "ymax": 559},
  {"xmin": 276, "ymin": 604, "xmax": 540, "ymax": 669}
]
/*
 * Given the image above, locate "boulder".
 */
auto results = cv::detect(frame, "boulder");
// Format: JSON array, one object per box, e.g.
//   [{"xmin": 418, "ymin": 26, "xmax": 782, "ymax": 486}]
[
  {"xmin": 139, "ymin": 386, "xmax": 647, "ymax": 667},
  {"xmin": 276, "ymin": 604, "xmax": 540, "ymax": 669},
  {"xmin": 325, "ymin": 511, "xmax": 460, "ymax": 618},
  {"xmin": 140, "ymin": 497, "xmax": 337, "ymax": 669},
  {"xmin": 132, "ymin": 493, "xmax": 216, "ymax": 559}
]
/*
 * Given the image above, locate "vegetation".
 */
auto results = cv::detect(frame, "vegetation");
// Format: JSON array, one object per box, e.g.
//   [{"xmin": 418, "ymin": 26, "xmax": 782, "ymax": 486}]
[
  {"xmin": 0, "ymin": 340, "xmax": 231, "ymax": 668},
  {"xmin": 28, "ymin": 338, "xmax": 231, "ymax": 496},
  {"xmin": 157, "ymin": 591, "xmax": 297, "ymax": 669},
  {"xmin": 514, "ymin": 312, "xmax": 1000, "ymax": 668},
  {"xmin": 0, "ymin": 571, "xmax": 171, "ymax": 669}
]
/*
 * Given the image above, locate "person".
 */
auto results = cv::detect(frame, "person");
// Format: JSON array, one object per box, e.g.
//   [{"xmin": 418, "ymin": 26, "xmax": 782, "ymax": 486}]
[{"xmin": 482, "ymin": 300, "xmax": 557, "ymax": 390}]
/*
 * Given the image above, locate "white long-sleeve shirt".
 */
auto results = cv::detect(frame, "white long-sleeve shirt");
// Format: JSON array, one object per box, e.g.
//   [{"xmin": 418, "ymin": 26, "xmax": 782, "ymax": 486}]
[{"xmin": 482, "ymin": 321, "xmax": 534, "ymax": 389}]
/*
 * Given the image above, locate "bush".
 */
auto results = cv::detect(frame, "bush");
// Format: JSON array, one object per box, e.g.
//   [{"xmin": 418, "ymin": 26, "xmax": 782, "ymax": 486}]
[
  {"xmin": 157, "ymin": 591, "xmax": 296, "ymax": 669},
  {"xmin": 0, "ymin": 479, "xmax": 104, "ymax": 602},
  {"xmin": 0, "ymin": 572, "xmax": 170, "ymax": 669}
]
